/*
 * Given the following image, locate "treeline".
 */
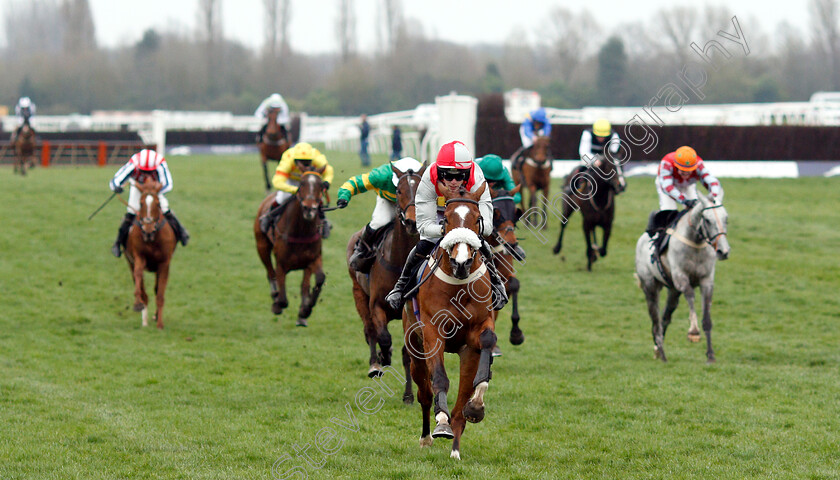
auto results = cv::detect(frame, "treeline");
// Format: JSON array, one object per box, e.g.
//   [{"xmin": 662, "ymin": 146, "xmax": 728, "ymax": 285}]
[{"xmin": 1, "ymin": 0, "xmax": 839, "ymax": 116}]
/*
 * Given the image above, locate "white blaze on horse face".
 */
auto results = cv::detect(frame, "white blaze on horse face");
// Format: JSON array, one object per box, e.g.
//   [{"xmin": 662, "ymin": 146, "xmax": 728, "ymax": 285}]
[
  {"xmin": 454, "ymin": 244, "xmax": 470, "ymax": 264},
  {"xmin": 145, "ymin": 194, "xmax": 154, "ymax": 218},
  {"xmin": 454, "ymin": 205, "xmax": 470, "ymax": 224}
]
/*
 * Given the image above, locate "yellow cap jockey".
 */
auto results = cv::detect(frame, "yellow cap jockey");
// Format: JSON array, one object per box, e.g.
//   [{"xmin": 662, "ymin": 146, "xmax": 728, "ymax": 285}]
[{"xmin": 272, "ymin": 142, "xmax": 334, "ymax": 193}]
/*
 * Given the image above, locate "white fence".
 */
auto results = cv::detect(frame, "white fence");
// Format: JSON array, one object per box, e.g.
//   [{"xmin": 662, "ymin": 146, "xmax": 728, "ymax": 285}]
[{"xmin": 5, "ymin": 91, "xmax": 840, "ymax": 157}]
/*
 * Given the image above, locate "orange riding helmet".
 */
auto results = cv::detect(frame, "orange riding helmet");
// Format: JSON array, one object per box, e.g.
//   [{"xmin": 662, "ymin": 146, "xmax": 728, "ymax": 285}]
[{"xmin": 673, "ymin": 146, "xmax": 699, "ymax": 172}]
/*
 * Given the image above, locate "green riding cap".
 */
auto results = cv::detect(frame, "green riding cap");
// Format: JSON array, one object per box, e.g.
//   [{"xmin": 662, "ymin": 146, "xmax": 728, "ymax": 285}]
[{"xmin": 476, "ymin": 154, "xmax": 521, "ymax": 204}]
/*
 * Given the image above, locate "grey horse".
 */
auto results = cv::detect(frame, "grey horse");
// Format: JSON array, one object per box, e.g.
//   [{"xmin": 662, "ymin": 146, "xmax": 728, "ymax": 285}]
[{"xmin": 634, "ymin": 194, "xmax": 730, "ymax": 363}]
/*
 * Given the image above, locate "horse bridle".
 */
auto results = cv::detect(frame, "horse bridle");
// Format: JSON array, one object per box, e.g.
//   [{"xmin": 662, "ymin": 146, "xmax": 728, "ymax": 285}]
[
  {"xmin": 134, "ymin": 192, "xmax": 166, "ymax": 241},
  {"xmin": 689, "ymin": 204, "xmax": 728, "ymax": 248},
  {"xmin": 443, "ymin": 197, "xmax": 486, "ymax": 241},
  {"xmin": 394, "ymin": 170, "xmax": 423, "ymax": 227}
]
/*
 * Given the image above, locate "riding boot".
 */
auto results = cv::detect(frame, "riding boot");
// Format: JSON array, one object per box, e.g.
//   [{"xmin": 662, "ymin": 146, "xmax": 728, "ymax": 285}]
[
  {"xmin": 319, "ymin": 210, "xmax": 332, "ymax": 239},
  {"xmin": 479, "ymin": 240, "xmax": 509, "ymax": 311},
  {"xmin": 260, "ymin": 200, "xmax": 288, "ymax": 234},
  {"xmin": 385, "ymin": 245, "xmax": 430, "ymax": 310},
  {"xmin": 164, "ymin": 211, "xmax": 190, "ymax": 246},
  {"xmin": 349, "ymin": 224, "xmax": 378, "ymax": 271},
  {"xmin": 112, "ymin": 213, "xmax": 135, "ymax": 258}
]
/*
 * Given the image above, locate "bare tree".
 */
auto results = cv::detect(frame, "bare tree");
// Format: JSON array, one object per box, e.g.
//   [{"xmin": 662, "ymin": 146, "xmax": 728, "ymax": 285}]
[
  {"xmin": 337, "ymin": 0, "xmax": 357, "ymax": 62},
  {"xmin": 543, "ymin": 7, "xmax": 600, "ymax": 83},
  {"xmin": 61, "ymin": 0, "xmax": 96, "ymax": 53},
  {"xmin": 377, "ymin": 0, "xmax": 403, "ymax": 54},
  {"xmin": 656, "ymin": 6, "xmax": 698, "ymax": 63},
  {"xmin": 810, "ymin": 0, "xmax": 840, "ymax": 89},
  {"xmin": 263, "ymin": 0, "xmax": 291, "ymax": 58},
  {"xmin": 3, "ymin": 0, "xmax": 65, "ymax": 57},
  {"xmin": 197, "ymin": 0, "xmax": 223, "ymax": 44}
]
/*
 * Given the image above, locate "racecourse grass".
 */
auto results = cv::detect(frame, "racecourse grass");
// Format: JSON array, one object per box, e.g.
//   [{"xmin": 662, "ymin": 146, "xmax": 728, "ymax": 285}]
[{"xmin": 1, "ymin": 153, "xmax": 839, "ymax": 480}]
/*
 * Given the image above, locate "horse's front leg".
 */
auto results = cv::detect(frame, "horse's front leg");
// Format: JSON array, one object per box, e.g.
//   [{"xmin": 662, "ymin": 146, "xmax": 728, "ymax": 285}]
[
  {"xmin": 553, "ymin": 196, "xmax": 574, "ymax": 256},
  {"xmin": 700, "ymin": 279, "xmax": 716, "ymax": 363},
  {"xmin": 298, "ymin": 258, "xmax": 325, "ymax": 326},
  {"xmin": 661, "ymin": 288, "xmax": 681, "ymax": 338},
  {"xmin": 644, "ymin": 285, "xmax": 665, "ymax": 361},
  {"xmin": 371, "ymin": 306, "xmax": 393, "ymax": 368},
  {"xmin": 675, "ymin": 274, "xmax": 701, "ymax": 344},
  {"xmin": 507, "ymin": 276, "xmax": 524, "ymax": 345},
  {"xmin": 401, "ymin": 345, "xmax": 414, "ymax": 405},
  {"xmin": 423, "ymin": 329, "xmax": 453, "ymax": 441},
  {"xmin": 599, "ymin": 219, "xmax": 613, "ymax": 257},
  {"xmin": 272, "ymin": 262, "xmax": 289, "ymax": 315},
  {"xmin": 153, "ymin": 260, "xmax": 171, "ymax": 330},
  {"xmin": 131, "ymin": 257, "xmax": 149, "ymax": 325},
  {"xmin": 261, "ymin": 157, "xmax": 272, "ymax": 193},
  {"xmin": 584, "ymin": 224, "xmax": 597, "ymax": 271},
  {"xmin": 453, "ymin": 327, "xmax": 496, "ymax": 460}
]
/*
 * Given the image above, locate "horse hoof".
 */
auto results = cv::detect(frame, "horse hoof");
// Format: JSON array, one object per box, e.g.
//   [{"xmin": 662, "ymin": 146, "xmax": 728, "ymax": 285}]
[
  {"xmin": 432, "ymin": 424, "xmax": 454, "ymax": 439},
  {"xmin": 552, "ymin": 244, "xmax": 561, "ymax": 255},
  {"xmin": 296, "ymin": 318, "xmax": 308, "ymax": 327},
  {"xmin": 403, "ymin": 393, "xmax": 414, "ymax": 405},
  {"xmin": 419, "ymin": 435, "xmax": 433, "ymax": 447},
  {"xmin": 271, "ymin": 303, "xmax": 284, "ymax": 315},
  {"xmin": 654, "ymin": 347, "xmax": 667, "ymax": 362},
  {"xmin": 706, "ymin": 355, "xmax": 716, "ymax": 364},
  {"xmin": 450, "ymin": 449, "xmax": 461, "ymax": 460},
  {"xmin": 509, "ymin": 329, "xmax": 525, "ymax": 346},
  {"xmin": 367, "ymin": 365, "xmax": 383, "ymax": 378},
  {"xmin": 687, "ymin": 332, "xmax": 701, "ymax": 343},
  {"xmin": 491, "ymin": 345, "xmax": 503, "ymax": 357},
  {"xmin": 133, "ymin": 302, "xmax": 145, "ymax": 312},
  {"xmin": 463, "ymin": 401, "xmax": 485, "ymax": 424}
]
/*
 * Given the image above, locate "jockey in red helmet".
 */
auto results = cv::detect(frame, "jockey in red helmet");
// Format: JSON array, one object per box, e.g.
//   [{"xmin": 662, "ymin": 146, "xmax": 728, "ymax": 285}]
[{"xmin": 108, "ymin": 149, "xmax": 189, "ymax": 257}]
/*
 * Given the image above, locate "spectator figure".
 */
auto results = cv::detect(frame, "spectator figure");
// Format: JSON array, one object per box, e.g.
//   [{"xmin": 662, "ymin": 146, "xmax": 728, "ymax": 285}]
[
  {"xmin": 359, "ymin": 114, "xmax": 371, "ymax": 167},
  {"xmin": 390, "ymin": 125, "xmax": 403, "ymax": 162}
]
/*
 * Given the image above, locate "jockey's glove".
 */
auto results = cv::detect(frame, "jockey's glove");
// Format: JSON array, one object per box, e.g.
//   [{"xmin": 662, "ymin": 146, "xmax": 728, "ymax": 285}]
[
  {"xmin": 114, "ymin": 185, "xmax": 124, "ymax": 194},
  {"xmin": 337, "ymin": 198, "xmax": 348, "ymax": 209},
  {"xmin": 323, "ymin": 181, "xmax": 331, "ymax": 190},
  {"xmin": 684, "ymin": 199, "xmax": 698, "ymax": 209}
]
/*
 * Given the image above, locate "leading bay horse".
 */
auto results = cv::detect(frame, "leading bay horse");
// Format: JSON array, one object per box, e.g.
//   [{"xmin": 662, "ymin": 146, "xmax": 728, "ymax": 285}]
[
  {"xmin": 258, "ymin": 107, "xmax": 291, "ymax": 193},
  {"xmin": 13, "ymin": 122, "xmax": 36, "ymax": 176},
  {"xmin": 511, "ymin": 135, "xmax": 552, "ymax": 224},
  {"xmin": 488, "ymin": 185, "xmax": 525, "ymax": 353},
  {"xmin": 347, "ymin": 163, "xmax": 425, "ymax": 402},
  {"xmin": 552, "ymin": 154, "xmax": 626, "ymax": 271},
  {"xmin": 403, "ymin": 182, "xmax": 496, "ymax": 460},
  {"xmin": 255, "ymin": 168, "xmax": 326, "ymax": 326},
  {"xmin": 634, "ymin": 195, "xmax": 730, "ymax": 363},
  {"xmin": 124, "ymin": 180, "xmax": 177, "ymax": 329}
]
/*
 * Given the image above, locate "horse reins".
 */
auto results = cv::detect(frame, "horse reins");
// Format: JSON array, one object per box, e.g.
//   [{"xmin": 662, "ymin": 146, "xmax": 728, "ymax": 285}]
[
  {"xmin": 688, "ymin": 204, "xmax": 728, "ymax": 249},
  {"xmin": 395, "ymin": 170, "xmax": 423, "ymax": 227}
]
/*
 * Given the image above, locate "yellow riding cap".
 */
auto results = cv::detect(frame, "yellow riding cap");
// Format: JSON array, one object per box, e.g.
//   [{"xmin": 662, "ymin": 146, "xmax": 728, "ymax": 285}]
[{"xmin": 593, "ymin": 119, "xmax": 612, "ymax": 137}]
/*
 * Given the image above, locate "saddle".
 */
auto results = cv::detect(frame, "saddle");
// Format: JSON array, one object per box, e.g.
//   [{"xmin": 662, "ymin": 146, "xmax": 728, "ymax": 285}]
[
  {"xmin": 646, "ymin": 209, "xmax": 688, "ymax": 286},
  {"xmin": 352, "ymin": 222, "xmax": 395, "ymax": 274}
]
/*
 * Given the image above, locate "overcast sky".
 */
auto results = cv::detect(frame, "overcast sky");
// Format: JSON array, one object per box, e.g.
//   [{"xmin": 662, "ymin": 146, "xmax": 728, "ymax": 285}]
[{"xmin": 6, "ymin": 0, "xmax": 814, "ymax": 53}]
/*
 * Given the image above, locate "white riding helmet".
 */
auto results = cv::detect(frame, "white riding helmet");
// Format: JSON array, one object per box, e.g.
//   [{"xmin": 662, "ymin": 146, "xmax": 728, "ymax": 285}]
[
  {"xmin": 391, "ymin": 157, "xmax": 423, "ymax": 186},
  {"xmin": 267, "ymin": 93, "xmax": 286, "ymax": 109},
  {"xmin": 19, "ymin": 97, "xmax": 31, "ymax": 108}
]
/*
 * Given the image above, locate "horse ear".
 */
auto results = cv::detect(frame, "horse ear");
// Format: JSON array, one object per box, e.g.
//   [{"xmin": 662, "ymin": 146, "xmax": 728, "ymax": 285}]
[
  {"xmin": 471, "ymin": 181, "xmax": 487, "ymax": 200},
  {"xmin": 515, "ymin": 207, "xmax": 524, "ymax": 223},
  {"xmin": 391, "ymin": 163, "xmax": 404, "ymax": 176},
  {"xmin": 316, "ymin": 165, "xmax": 326, "ymax": 174},
  {"xmin": 419, "ymin": 163, "xmax": 428, "ymax": 176},
  {"xmin": 511, "ymin": 183, "xmax": 522, "ymax": 195}
]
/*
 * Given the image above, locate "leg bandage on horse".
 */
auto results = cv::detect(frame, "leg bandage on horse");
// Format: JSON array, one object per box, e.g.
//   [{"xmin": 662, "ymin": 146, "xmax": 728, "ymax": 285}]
[
  {"xmin": 434, "ymin": 391, "xmax": 451, "ymax": 418},
  {"xmin": 474, "ymin": 329, "xmax": 497, "ymax": 387}
]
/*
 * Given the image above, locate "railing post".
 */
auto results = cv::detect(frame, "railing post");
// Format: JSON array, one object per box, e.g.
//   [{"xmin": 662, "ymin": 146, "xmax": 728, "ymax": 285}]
[
  {"xmin": 41, "ymin": 141, "xmax": 51, "ymax": 167},
  {"xmin": 98, "ymin": 141, "xmax": 107, "ymax": 166}
]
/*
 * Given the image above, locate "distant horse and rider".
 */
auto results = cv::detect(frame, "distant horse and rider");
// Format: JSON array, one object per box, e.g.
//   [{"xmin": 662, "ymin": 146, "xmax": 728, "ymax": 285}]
[
  {"xmin": 122, "ymin": 180, "xmax": 178, "ymax": 329},
  {"xmin": 255, "ymin": 167, "xmax": 327, "ymax": 326},
  {"xmin": 12, "ymin": 121, "xmax": 37, "ymax": 176},
  {"xmin": 553, "ymin": 153, "xmax": 626, "ymax": 271},
  {"xmin": 635, "ymin": 195, "xmax": 730, "ymax": 363},
  {"xmin": 511, "ymin": 135, "xmax": 552, "ymax": 222},
  {"xmin": 258, "ymin": 107, "xmax": 292, "ymax": 193},
  {"xmin": 403, "ymin": 182, "xmax": 498, "ymax": 461},
  {"xmin": 346, "ymin": 163, "xmax": 425, "ymax": 402}
]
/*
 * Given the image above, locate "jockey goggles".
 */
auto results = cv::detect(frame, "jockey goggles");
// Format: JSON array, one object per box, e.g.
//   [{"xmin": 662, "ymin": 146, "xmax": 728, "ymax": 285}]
[{"xmin": 439, "ymin": 167, "xmax": 469, "ymax": 182}]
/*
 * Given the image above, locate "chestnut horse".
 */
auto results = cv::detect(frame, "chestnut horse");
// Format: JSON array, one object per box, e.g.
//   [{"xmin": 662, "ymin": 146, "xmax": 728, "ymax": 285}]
[
  {"xmin": 124, "ymin": 180, "xmax": 177, "ymax": 329},
  {"xmin": 13, "ymin": 123, "xmax": 36, "ymax": 176},
  {"xmin": 488, "ymin": 185, "xmax": 525, "ymax": 351},
  {"xmin": 512, "ymin": 135, "xmax": 552, "ymax": 225},
  {"xmin": 552, "ymin": 154, "xmax": 626, "ymax": 271},
  {"xmin": 347, "ymin": 164, "xmax": 425, "ymax": 402},
  {"xmin": 258, "ymin": 108, "xmax": 291, "ymax": 193},
  {"xmin": 403, "ymin": 183, "xmax": 496, "ymax": 460},
  {"xmin": 254, "ymin": 169, "xmax": 326, "ymax": 326}
]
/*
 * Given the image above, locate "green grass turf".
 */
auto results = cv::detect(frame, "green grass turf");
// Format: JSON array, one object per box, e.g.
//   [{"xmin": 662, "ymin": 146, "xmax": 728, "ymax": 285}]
[{"xmin": 1, "ymin": 152, "xmax": 839, "ymax": 479}]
